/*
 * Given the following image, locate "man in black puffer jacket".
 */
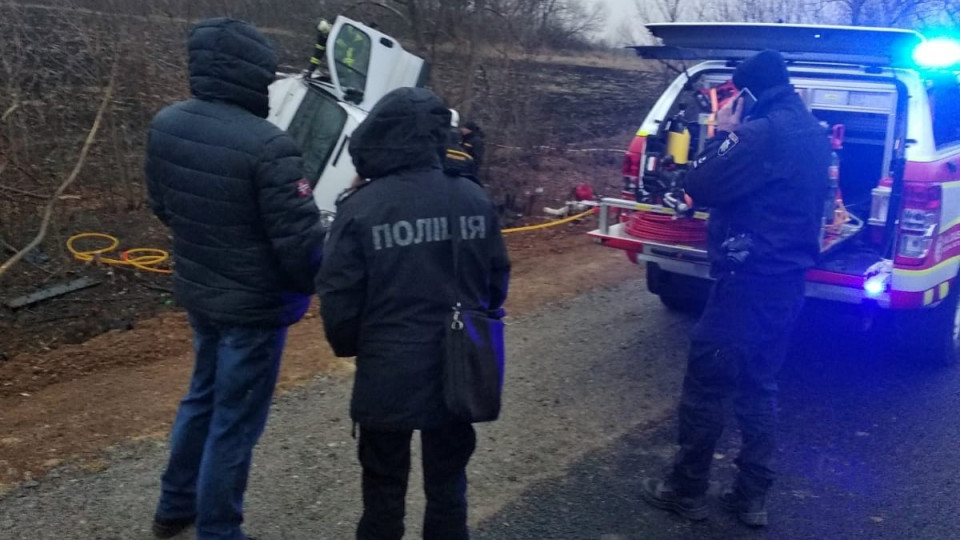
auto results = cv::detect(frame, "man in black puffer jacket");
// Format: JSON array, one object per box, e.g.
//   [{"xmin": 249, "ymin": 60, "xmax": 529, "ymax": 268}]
[
  {"xmin": 641, "ymin": 50, "xmax": 830, "ymax": 528},
  {"xmin": 145, "ymin": 18, "xmax": 324, "ymax": 540},
  {"xmin": 317, "ymin": 87, "xmax": 510, "ymax": 540}
]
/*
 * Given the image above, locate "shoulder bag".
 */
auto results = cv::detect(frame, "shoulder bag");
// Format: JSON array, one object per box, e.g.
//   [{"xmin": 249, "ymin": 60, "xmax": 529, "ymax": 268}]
[{"xmin": 442, "ymin": 180, "xmax": 506, "ymax": 423}]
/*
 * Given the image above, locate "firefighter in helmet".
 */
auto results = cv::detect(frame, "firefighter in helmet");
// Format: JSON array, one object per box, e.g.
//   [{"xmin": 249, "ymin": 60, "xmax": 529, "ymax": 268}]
[
  {"xmin": 306, "ymin": 19, "xmax": 333, "ymax": 78},
  {"xmin": 444, "ymin": 109, "xmax": 480, "ymax": 185}
]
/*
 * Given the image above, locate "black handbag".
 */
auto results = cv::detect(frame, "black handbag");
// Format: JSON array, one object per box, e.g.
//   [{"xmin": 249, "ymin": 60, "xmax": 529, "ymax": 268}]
[{"xmin": 442, "ymin": 183, "xmax": 506, "ymax": 423}]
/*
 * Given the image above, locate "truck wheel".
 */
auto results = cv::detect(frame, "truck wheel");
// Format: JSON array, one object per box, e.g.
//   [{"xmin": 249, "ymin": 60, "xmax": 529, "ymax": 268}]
[
  {"xmin": 889, "ymin": 284, "xmax": 959, "ymax": 368},
  {"xmin": 646, "ymin": 263, "xmax": 708, "ymax": 314},
  {"xmin": 658, "ymin": 293, "xmax": 703, "ymax": 313}
]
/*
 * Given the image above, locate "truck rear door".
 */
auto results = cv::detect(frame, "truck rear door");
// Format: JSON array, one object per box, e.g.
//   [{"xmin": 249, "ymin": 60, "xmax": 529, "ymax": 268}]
[{"xmin": 635, "ymin": 23, "xmax": 921, "ymax": 66}]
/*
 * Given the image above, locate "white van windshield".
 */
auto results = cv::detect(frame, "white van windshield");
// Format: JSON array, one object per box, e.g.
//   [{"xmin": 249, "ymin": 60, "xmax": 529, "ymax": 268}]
[{"xmin": 286, "ymin": 88, "xmax": 348, "ymax": 183}]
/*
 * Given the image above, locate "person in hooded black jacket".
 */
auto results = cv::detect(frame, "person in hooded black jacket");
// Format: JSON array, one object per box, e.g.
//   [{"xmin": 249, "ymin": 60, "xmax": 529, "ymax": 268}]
[
  {"xmin": 640, "ymin": 50, "xmax": 830, "ymax": 528},
  {"xmin": 145, "ymin": 18, "xmax": 324, "ymax": 540},
  {"xmin": 316, "ymin": 87, "xmax": 510, "ymax": 540}
]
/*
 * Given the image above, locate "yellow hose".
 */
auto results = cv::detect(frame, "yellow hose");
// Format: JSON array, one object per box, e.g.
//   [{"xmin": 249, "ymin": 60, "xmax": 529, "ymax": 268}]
[
  {"xmin": 67, "ymin": 210, "xmax": 591, "ymax": 274},
  {"xmin": 67, "ymin": 233, "xmax": 172, "ymax": 274},
  {"xmin": 501, "ymin": 209, "xmax": 595, "ymax": 234}
]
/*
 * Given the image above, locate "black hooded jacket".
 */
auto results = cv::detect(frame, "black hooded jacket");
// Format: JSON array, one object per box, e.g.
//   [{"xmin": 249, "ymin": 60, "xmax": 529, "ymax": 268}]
[
  {"xmin": 685, "ymin": 85, "xmax": 830, "ymax": 277},
  {"xmin": 145, "ymin": 18, "xmax": 324, "ymax": 327},
  {"xmin": 462, "ymin": 125, "xmax": 486, "ymax": 170},
  {"xmin": 316, "ymin": 87, "xmax": 511, "ymax": 430}
]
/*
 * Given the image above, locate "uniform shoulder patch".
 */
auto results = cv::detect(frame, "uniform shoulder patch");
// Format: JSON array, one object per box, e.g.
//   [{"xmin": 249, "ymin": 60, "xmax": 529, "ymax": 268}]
[{"xmin": 717, "ymin": 132, "xmax": 740, "ymax": 157}]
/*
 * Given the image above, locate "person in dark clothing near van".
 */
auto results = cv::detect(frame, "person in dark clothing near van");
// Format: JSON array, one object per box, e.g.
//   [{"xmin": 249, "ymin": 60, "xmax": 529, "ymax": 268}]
[
  {"xmin": 145, "ymin": 18, "xmax": 324, "ymax": 540},
  {"xmin": 444, "ymin": 109, "xmax": 480, "ymax": 183},
  {"xmin": 460, "ymin": 120, "xmax": 486, "ymax": 170},
  {"xmin": 640, "ymin": 50, "xmax": 830, "ymax": 528},
  {"xmin": 305, "ymin": 18, "xmax": 332, "ymax": 78},
  {"xmin": 316, "ymin": 87, "xmax": 510, "ymax": 540}
]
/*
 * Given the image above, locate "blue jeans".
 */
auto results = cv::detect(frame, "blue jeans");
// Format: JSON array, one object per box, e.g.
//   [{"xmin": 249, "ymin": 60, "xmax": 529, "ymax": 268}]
[{"xmin": 156, "ymin": 314, "xmax": 287, "ymax": 540}]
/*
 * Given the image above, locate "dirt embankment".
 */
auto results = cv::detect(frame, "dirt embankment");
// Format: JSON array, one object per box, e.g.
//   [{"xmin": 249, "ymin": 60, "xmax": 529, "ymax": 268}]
[
  {"xmin": 0, "ymin": 6, "xmax": 662, "ymax": 491},
  {"xmin": 0, "ymin": 224, "xmax": 642, "ymax": 490}
]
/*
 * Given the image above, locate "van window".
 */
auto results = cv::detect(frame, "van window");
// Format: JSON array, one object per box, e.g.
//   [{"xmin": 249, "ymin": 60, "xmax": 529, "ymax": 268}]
[
  {"xmin": 333, "ymin": 24, "xmax": 372, "ymax": 92},
  {"xmin": 928, "ymin": 74, "xmax": 960, "ymax": 149},
  {"xmin": 286, "ymin": 88, "xmax": 347, "ymax": 183}
]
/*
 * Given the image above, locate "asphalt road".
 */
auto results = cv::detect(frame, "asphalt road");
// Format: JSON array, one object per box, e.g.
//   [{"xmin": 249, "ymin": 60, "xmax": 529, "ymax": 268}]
[
  {"xmin": 474, "ymin": 299, "xmax": 960, "ymax": 540},
  {"xmin": 2, "ymin": 280, "xmax": 959, "ymax": 539}
]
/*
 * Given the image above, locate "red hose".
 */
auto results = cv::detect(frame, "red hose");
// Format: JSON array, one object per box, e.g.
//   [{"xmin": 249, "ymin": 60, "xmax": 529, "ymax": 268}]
[{"xmin": 625, "ymin": 212, "xmax": 707, "ymax": 244}]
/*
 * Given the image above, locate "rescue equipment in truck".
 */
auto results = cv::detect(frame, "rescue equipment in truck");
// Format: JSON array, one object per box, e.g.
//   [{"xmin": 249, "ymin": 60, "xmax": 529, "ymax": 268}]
[{"xmin": 589, "ymin": 22, "xmax": 960, "ymax": 367}]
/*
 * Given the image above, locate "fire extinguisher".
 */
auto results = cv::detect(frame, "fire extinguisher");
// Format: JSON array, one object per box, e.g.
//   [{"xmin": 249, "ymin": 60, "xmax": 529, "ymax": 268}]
[
  {"xmin": 665, "ymin": 107, "xmax": 691, "ymax": 166},
  {"xmin": 825, "ymin": 124, "xmax": 845, "ymax": 227}
]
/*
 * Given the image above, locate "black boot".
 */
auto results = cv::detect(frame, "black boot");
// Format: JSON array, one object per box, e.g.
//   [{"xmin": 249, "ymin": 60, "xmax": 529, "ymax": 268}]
[
  {"xmin": 151, "ymin": 516, "xmax": 194, "ymax": 538},
  {"xmin": 719, "ymin": 488, "xmax": 768, "ymax": 528},
  {"xmin": 640, "ymin": 478, "xmax": 708, "ymax": 521}
]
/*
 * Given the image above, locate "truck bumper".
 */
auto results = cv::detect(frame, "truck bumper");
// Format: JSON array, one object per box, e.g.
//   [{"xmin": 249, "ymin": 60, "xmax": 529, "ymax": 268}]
[{"xmin": 588, "ymin": 223, "xmax": 892, "ymax": 307}]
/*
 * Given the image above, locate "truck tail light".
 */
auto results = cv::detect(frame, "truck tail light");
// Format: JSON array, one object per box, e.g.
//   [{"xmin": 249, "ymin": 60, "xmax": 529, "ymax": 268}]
[
  {"xmin": 896, "ymin": 183, "xmax": 941, "ymax": 266},
  {"xmin": 621, "ymin": 133, "xmax": 647, "ymax": 199}
]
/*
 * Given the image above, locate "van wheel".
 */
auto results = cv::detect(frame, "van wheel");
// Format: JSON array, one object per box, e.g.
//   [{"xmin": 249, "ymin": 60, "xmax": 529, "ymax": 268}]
[{"xmin": 889, "ymin": 283, "xmax": 959, "ymax": 368}]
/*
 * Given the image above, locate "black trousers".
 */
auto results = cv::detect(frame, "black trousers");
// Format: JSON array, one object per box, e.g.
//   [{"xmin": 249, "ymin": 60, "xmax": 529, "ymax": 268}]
[
  {"xmin": 670, "ymin": 272, "xmax": 805, "ymax": 500},
  {"xmin": 357, "ymin": 423, "xmax": 477, "ymax": 540}
]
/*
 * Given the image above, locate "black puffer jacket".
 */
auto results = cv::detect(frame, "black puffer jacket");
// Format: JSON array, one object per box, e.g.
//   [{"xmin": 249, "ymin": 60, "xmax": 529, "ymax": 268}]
[
  {"xmin": 145, "ymin": 18, "xmax": 324, "ymax": 328},
  {"xmin": 317, "ymin": 88, "xmax": 511, "ymax": 430},
  {"xmin": 685, "ymin": 85, "xmax": 830, "ymax": 277}
]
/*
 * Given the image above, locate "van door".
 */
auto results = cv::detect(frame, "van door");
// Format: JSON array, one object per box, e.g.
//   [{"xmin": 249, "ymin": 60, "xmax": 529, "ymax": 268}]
[{"xmin": 326, "ymin": 16, "xmax": 428, "ymax": 111}]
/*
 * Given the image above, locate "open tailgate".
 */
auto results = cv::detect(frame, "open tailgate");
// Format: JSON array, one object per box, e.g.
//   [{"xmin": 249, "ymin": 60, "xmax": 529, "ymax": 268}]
[{"xmin": 634, "ymin": 23, "xmax": 922, "ymax": 67}]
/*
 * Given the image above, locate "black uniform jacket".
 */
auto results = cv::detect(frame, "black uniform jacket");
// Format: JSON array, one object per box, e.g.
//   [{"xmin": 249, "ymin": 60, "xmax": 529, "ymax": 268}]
[
  {"xmin": 685, "ymin": 85, "xmax": 830, "ymax": 278},
  {"xmin": 316, "ymin": 88, "xmax": 511, "ymax": 430}
]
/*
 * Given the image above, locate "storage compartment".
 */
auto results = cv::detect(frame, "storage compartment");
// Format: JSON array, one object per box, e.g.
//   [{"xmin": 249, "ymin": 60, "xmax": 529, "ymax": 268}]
[
  {"xmin": 641, "ymin": 71, "xmax": 900, "ymax": 273},
  {"xmin": 811, "ymin": 109, "xmax": 889, "ymax": 221}
]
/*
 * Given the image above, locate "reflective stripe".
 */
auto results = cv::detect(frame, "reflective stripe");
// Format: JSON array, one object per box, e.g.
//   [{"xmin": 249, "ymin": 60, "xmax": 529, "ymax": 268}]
[
  {"xmin": 924, "ymin": 289, "xmax": 935, "ymax": 305},
  {"xmin": 942, "ymin": 216, "xmax": 960, "ymax": 233},
  {"xmin": 940, "ymin": 281, "xmax": 951, "ymax": 299},
  {"xmin": 446, "ymin": 149, "xmax": 472, "ymax": 160},
  {"xmin": 892, "ymin": 254, "xmax": 960, "ymax": 292}
]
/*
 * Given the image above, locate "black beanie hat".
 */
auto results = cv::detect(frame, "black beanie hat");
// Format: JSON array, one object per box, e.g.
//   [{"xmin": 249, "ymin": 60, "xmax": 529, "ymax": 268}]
[{"xmin": 732, "ymin": 50, "xmax": 790, "ymax": 94}]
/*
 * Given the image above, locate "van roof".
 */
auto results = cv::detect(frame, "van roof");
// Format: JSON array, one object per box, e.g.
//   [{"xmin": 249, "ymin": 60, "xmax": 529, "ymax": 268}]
[{"xmin": 635, "ymin": 23, "xmax": 923, "ymax": 68}]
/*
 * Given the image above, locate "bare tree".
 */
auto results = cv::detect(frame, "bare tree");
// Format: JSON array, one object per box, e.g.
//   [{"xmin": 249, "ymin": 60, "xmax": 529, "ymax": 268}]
[
  {"xmin": 634, "ymin": 0, "xmax": 687, "ymax": 23},
  {"xmin": 831, "ymin": 0, "xmax": 942, "ymax": 25}
]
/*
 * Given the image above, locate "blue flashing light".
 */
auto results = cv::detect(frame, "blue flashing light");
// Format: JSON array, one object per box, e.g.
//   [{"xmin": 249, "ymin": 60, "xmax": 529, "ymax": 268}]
[
  {"xmin": 912, "ymin": 38, "xmax": 960, "ymax": 69},
  {"xmin": 864, "ymin": 275, "xmax": 887, "ymax": 298}
]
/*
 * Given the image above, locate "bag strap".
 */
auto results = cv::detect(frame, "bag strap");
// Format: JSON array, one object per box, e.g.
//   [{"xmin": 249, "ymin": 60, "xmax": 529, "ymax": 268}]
[{"xmin": 448, "ymin": 177, "xmax": 464, "ymax": 328}]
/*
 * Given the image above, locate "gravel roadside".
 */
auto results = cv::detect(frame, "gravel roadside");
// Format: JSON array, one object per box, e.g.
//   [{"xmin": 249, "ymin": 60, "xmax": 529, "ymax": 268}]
[{"xmin": 0, "ymin": 279, "xmax": 694, "ymax": 539}]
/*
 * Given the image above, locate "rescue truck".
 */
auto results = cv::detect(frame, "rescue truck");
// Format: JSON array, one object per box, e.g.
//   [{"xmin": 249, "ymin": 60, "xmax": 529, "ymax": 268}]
[
  {"xmin": 267, "ymin": 16, "xmax": 429, "ymax": 225},
  {"xmin": 588, "ymin": 23, "xmax": 960, "ymax": 366}
]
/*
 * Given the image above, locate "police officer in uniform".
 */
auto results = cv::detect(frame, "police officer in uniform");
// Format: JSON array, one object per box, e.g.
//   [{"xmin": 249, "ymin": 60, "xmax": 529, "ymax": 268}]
[
  {"xmin": 316, "ymin": 87, "xmax": 510, "ymax": 540},
  {"xmin": 640, "ymin": 50, "xmax": 830, "ymax": 528}
]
